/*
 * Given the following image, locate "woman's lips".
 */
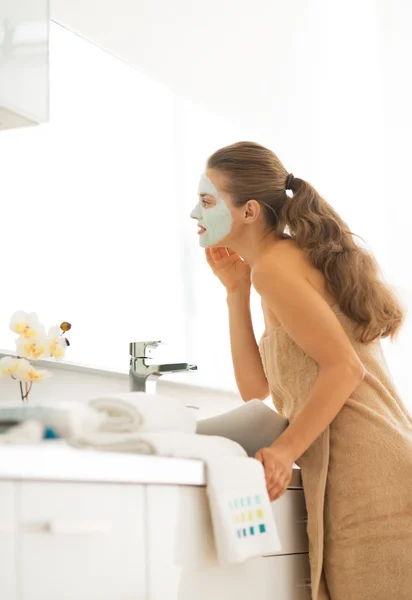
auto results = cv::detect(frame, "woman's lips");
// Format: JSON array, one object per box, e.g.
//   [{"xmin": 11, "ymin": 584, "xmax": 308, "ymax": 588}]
[{"xmin": 198, "ymin": 225, "xmax": 207, "ymax": 235}]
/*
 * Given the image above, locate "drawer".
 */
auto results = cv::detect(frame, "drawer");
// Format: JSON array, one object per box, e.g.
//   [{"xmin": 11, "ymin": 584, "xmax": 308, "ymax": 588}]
[
  {"xmin": 17, "ymin": 481, "xmax": 146, "ymax": 600},
  {"xmin": 0, "ymin": 482, "xmax": 17, "ymax": 600},
  {"xmin": 177, "ymin": 551, "xmax": 311, "ymax": 600},
  {"xmin": 266, "ymin": 489, "xmax": 308, "ymax": 556}
]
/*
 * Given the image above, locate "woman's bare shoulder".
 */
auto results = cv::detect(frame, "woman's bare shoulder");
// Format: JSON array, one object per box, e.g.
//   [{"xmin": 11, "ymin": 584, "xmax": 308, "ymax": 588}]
[{"xmin": 253, "ymin": 238, "xmax": 335, "ymax": 305}]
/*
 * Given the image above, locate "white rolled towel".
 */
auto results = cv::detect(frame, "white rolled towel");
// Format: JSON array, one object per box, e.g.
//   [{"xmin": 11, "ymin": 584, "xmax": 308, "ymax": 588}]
[{"xmin": 89, "ymin": 392, "xmax": 197, "ymax": 434}]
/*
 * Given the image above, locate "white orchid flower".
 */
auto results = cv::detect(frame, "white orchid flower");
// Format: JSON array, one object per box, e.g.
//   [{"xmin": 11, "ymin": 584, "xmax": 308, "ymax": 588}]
[
  {"xmin": 9, "ymin": 311, "xmax": 46, "ymax": 339},
  {"xmin": 15, "ymin": 361, "xmax": 52, "ymax": 382},
  {"xmin": 3, "ymin": 311, "xmax": 68, "ymax": 402},
  {"xmin": 0, "ymin": 356, "xmax": 20, "ymax": 377},
  {"xmin": 16, "ymin": 335, "xmax": 49, "ymax": 360},
  {"xmin": 47, "ymin": 325, "xmax": 68, "ymax": 359},
  {"xmin": 15, "ymin": 358, "xmax": 31, "ymax": 372}
]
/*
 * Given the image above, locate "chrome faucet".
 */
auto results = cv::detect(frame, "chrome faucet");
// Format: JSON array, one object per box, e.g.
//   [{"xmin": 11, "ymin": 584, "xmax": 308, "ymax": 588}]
[{"xmin": 129, "ymin": 341, "xmax": 198, "ymax": 394}]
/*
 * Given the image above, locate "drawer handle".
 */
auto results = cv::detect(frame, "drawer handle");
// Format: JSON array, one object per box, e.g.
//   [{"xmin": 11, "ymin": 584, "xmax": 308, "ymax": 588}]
[
  {"xmin": 297, "ymin": 577, "xmax": 312, "ymax": 589},
  {"xmin": 185, "ymin": 405, "xmax": 200, "ymax": 410},
  {"xmin": 298, "ymin": 516, "xmax": 308, "ymax": 523},
  {"xmin": 42, "ymin": 520, "xmax": 113, "ymax": 535}
]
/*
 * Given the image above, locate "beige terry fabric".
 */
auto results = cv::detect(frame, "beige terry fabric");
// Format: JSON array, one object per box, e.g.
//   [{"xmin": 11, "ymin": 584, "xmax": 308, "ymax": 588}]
[{"xmin": 259, "ymin": 304, "xmax": 412, "ymax": 600}]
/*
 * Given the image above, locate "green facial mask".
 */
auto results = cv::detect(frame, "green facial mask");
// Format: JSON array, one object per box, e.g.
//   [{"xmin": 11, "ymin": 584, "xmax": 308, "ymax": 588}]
[{"xmin": 190, "ymin": 173, "xmax": 233, "ymax": 248}]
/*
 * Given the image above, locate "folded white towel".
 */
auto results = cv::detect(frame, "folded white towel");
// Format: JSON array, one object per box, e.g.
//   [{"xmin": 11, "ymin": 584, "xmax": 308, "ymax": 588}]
[
  {"xmin": 68, "ymin": 429, "xmax": 281, "ymax": 564},
  {"xmin": 196, "ymin": 399, "xmax": 289, "ymax": 457},
  {"xmin": 89, "ymin": 392, "xmax": 196, "ymax": 434},
  {"xmin": 206, "ymin": 455, "xmax": 282, "ymax": 563},
  {"xmin": 68, "ymin": 430, "xmax": 247, "ymax": 457}
]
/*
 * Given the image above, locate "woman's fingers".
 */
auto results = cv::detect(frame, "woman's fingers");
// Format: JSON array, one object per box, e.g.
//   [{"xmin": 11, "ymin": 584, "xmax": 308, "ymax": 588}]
[
  {"xmin": 267, "ymin": 468, "xmax": 289, "ymax": 489},
  {"xmin": 206, "ymin": 247, "xmax": 225, "ymax": 263},
  {"xmin": 212, "ymin": 247, "xmax": 229, "ymax": 260},
  {"xmin": 267, "ymin": 484, "xmax": 280, "ymax": 502},
  {"xmin": 207, "ymin": 247, "xmax": 241, "ymax": 264},
  {"xmin": 255, "ymin": 446, "xmax": 293, "ymax": 503},
  {"xmin": 267, "ymin": 474, "xmax": 289, "ymax": 501},
  {"xmin": 265, "ymin": 469, "xmax": 279, "ymax": 487},
  {"xmin": 263, "ymin": 456, "xmax": 278, "ymax": 481},
  {"xmin": 267, "ymin": 481, "xmax": 284, "ymax": 502},
  {"xmin": 227, "ymin": 248, "xmax": 249, "ymax": 266}
]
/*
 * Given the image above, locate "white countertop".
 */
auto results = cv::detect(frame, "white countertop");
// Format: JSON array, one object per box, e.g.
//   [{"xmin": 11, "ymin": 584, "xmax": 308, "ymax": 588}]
[
  {"xmin": 0, "ymin": 443, "xmax": 302, "ymax": 488},
  {"xmin": 0, "ymin": 443, "xmax": 206, "ymax": 485}
]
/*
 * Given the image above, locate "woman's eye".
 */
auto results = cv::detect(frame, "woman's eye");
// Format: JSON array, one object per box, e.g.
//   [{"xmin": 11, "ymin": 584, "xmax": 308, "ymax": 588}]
[{"xmin": 201, "ymin": 200, "xmax": 209, "ymax": 207}]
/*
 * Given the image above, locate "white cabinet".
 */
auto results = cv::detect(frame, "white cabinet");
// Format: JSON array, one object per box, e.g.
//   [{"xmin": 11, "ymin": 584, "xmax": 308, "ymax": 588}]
[
  {"xmin": 0, "ymin": 482, "xmax": 17, "ymax": 600},
  {"xmin": 145, "ymin": 485, "xmax": 310, "ymax": 600},
  {"xmin": 0, "ymin": 473, "xmax": 309, "ymax": 599},
  {"xmin": 16, "ymin": 482, "xmax": 146, "ymax": 600}
]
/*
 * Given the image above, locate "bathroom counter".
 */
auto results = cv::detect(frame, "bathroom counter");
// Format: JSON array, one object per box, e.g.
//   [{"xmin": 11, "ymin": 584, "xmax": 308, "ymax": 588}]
[{"xmin": 0, "ymin": 443, "xmax": 303, "ymax": 488}]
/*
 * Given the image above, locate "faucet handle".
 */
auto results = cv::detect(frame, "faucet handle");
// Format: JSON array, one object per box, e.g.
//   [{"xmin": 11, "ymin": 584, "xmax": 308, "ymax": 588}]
[{"xmin": 129, "ymin": 341, "xmax": 162, "ymax": 359}]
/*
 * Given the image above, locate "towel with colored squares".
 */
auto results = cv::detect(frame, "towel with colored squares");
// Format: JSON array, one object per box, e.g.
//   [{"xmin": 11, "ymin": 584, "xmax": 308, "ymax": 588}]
[
  {"xmin": 230, "ymin": 494, "xmax": 267, "ymax": 538},
  {"xmin": 205, "ymin": 456, "xmax": 282, "ymax": 564}
]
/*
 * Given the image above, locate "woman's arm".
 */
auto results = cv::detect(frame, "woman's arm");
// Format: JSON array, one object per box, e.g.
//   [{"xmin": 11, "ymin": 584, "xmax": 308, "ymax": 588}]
[
  {"xmin": 227, "ymin": 289, "xmax": 270, "ymax": 402},
  {"xmin": 252, "ymin": 255, "xmax": 365, "ymax": 463}
]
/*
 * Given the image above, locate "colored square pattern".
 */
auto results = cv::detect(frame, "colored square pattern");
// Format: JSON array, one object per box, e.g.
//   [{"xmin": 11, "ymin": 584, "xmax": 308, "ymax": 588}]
[{"xmin": 229, "ymin": 494, "xmax": 267, "ymax": 540}]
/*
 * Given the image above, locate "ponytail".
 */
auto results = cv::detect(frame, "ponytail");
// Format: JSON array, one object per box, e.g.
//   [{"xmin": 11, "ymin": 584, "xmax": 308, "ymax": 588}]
[{"xmin": 282, "ymin": 177, "xmax": 403, "ymax": 342}]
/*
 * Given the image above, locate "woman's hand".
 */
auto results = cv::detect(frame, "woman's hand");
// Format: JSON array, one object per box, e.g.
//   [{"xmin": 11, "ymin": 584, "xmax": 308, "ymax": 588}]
[
  {"xmin": 255, "ymin": 444, "xmax": 294, "ymax": 502},
  {"xmin": 205, "ymin": 247, "xmax": 251, "ymax": 293}
]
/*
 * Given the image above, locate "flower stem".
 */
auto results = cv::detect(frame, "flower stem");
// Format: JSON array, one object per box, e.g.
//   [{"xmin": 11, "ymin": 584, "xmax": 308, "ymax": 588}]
[{"xmin": 21, "ymin": 382, "xmax": 32, "ymax": 403}]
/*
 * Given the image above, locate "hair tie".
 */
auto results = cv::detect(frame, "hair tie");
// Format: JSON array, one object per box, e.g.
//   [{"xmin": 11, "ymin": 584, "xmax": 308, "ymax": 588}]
[{"xmin": 285, "ymin": 173, "xmax": 294, "ymax": 191}]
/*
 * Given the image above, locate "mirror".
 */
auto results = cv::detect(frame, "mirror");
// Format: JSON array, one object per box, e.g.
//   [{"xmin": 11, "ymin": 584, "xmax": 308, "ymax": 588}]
[{"xmin": 0, "ymin": 0, "xmax": 49, "ymax": 131}]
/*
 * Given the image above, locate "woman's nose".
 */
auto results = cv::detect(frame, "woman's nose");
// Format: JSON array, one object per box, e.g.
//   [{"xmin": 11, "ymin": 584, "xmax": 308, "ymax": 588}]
[{"xmin": 190, "ymin": 204, "xmax": 202, "ymax": 219}]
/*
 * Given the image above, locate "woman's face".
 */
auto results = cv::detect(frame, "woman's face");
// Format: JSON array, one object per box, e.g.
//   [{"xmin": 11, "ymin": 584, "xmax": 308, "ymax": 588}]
[{"xmin": 190, "ymin": 169, "xmax": 237, "ymax": 248}]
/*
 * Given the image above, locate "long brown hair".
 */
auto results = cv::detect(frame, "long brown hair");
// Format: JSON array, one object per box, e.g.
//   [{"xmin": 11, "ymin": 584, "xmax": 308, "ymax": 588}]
[{"xmin": 207, "ymin": 141, "xmax": 404, "ymax": 343}]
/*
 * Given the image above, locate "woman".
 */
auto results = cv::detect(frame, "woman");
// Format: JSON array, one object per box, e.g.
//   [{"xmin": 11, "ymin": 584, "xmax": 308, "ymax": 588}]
[{"xmin": 190, "ymin": 141, "xmax": 412, "ymax": 600}]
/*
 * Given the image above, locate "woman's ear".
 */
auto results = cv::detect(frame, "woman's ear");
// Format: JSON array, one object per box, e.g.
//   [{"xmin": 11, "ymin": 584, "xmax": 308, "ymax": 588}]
[{"xmin": 244, "ymin": 199, "xmax": 261, "ymax": 223}]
